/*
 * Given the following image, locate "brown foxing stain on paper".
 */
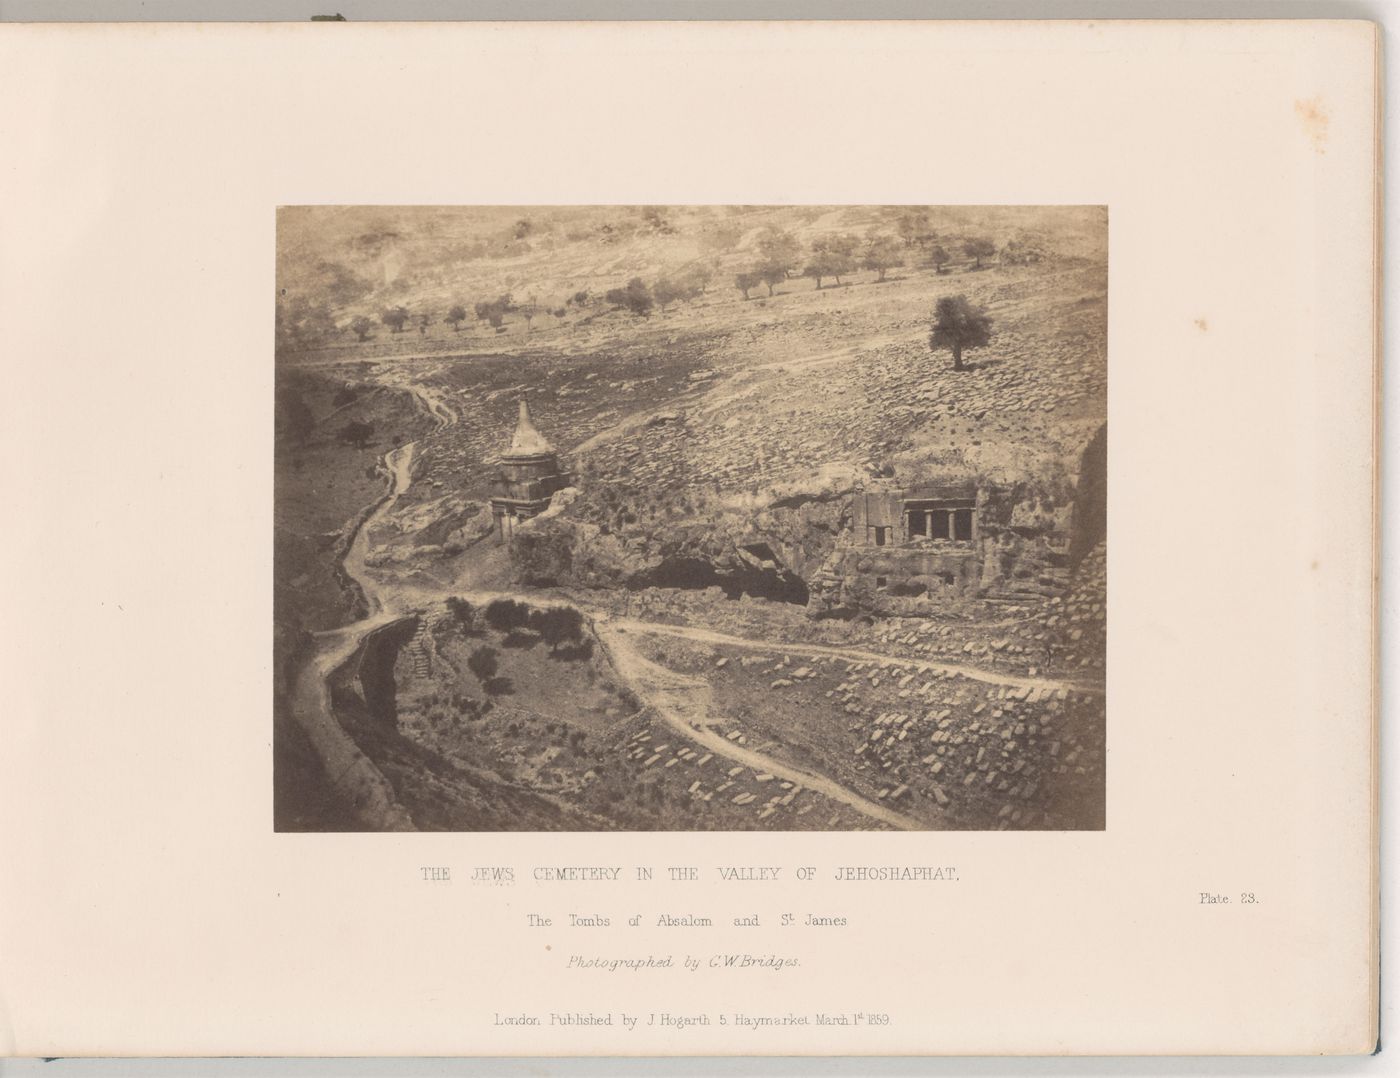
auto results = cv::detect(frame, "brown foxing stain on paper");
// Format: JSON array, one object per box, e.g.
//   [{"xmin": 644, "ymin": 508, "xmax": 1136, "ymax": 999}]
[
  {"xmin": 1194, "ymin": 317, "xmax": 1209, "ymax": 333},
  {"xmin": 1295, "ymin": 96, "xmax": 1330, "ymax": 154}
]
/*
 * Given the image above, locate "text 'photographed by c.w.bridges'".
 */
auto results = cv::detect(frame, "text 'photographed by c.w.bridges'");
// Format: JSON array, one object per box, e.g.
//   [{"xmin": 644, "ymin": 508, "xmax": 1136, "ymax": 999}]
[{"xmin": 274, "ymin": 205, "xmax": 1106, "ymax": 833}]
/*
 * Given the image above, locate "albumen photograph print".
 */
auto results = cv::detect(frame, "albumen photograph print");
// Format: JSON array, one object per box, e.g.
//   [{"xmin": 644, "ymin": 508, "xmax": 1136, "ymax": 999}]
[{"xmin": 274, "ymin": 205, "xmax": 1107, "ymax": 833}]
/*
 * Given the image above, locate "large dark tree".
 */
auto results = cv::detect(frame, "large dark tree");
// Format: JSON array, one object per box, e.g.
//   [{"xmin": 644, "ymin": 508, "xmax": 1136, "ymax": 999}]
[
  {"xmin": 734, "ymin": 271, "xmax": 759, "ymax": 300},
  {"xmin": 862, "ymin": 233, "xmax": 904, "ymax": 282},
  {"xmin": 652, "ymin": 277, "xmax": 682, "ymax": 313},
  {"xmin": 755, "ymin": 227, "xmax": 801, "ymax": 278},
  {"xmin": 1001, "ymin": 239, "xmax": 1044, "ymax": 266},
  {"xmin": 929, "ymin": 295, "xmax": 992, "ymax": 372},
  {"xmin": 530, "ymin": 606, "xmax": 585, "ymax": 653},
  {"xmin": 622, "ymin": 277, "xmax": 653, "ymax": 317},
  {"xmin": 964, "ymin": 237, "xmax": 996, "ymax": 269},
  {"xmin": 446, "ymin": 596, "xmax": 475, "ymax": 627},
  {"xmin": 467, "ymin": 645, "xmax": 499, "ymax": 683},
  {"xmin": 485, "ymin": 598, "xmax": 532, "ymax": 634},
  {"xmin": 445, "ymin": 304, "xmax": 467, "ymax": 332},
  {"xmin": 802, "ymin": 233, "xmax": 859, "ymax": 289},
  {"xmin": 756, "ymin": 265, "xmax": 785, "ymax": 297},
  {"xmin": 277, "ymin": 296, "xmax": 336, "ymax": 349},
  {"xmin": 474, "ymin": 294, "xmax": 515, "ymax": 329},
  {"xmin": 679, "ymin": 262, "xmax": 714, "ymax": 295},
  {"xmin": 604, "ymin": 277, "xmax": 652, "ymax": 317},
  {"xmin": 901, "ymin": 211, "xmax": 936, "ymax": 248},
  {"xmin": 349, "ymin": 316, "xmax": 373, "ymax": 342},
  {"xmin": 381, "ymin": 306, "xmax": 409, "ymax": 333}
]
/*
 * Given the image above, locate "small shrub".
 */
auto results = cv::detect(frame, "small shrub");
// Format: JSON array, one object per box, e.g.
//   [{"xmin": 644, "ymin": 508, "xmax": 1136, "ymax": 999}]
[
  {"xmin": 485, "ymin": 598, "xmax": 532, "ymax": 634},
  {"xmin": 467, "ymin": 645, "xmax": 498, "ymax": 683},
  {"xmin": 446, "ymin": 596, "xmax": 475, "ymax": 628}
]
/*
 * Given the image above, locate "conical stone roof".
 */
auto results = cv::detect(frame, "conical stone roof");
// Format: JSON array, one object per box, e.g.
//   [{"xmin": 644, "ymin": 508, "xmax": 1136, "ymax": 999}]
[{"xmin": 507, "ymin": 399, "xmax": 554, "ymax": 456}]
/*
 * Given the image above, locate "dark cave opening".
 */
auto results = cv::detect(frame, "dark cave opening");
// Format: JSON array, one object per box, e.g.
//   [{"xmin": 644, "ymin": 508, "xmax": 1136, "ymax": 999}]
[{"xmin": 628, "ymin": 555, "xmax": 810, "ymax": 605}]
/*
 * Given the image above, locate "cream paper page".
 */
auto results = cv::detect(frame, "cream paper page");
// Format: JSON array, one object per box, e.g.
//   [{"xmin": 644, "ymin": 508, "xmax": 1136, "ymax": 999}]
[{"xmin": 0, "ymin": 20, "xmax": 1378, "ymax": 1056}]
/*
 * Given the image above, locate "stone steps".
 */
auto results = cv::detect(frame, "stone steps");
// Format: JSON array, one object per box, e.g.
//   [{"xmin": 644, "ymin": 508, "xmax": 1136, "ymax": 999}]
[{"xmin": 406, "ymin": 620, "xmax": 432, "ymax": 677}]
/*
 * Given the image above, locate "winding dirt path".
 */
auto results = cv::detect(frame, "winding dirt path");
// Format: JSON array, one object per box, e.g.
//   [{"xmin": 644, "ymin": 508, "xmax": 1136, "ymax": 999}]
[
  {"xmin": 595, "ymin": 622, "xmax": 921, "ymax": 831},
  {"xmin": 341, "ymin": 442, "xmax": 415, "ymax": 618},
  {"xmin": 285, "ymin": 381, "xmax": 456, "ymax": 830},
  {"xmin": 611, "ymin": 619, "xmax": 1103, "ymax": 697},
  {"xmin": 411, "ymin": 588, "xmax": 926, "ymax": 828},
  {"xmin": 289, "ymin": 613, "xmax": 415, "ymax": 830}
]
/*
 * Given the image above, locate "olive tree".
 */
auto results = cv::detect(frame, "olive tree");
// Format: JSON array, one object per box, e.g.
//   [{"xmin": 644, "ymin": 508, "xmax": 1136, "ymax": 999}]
[{"xmin": 929, "ymin": 295, "xmax": 992, "ymax": 372}]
